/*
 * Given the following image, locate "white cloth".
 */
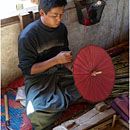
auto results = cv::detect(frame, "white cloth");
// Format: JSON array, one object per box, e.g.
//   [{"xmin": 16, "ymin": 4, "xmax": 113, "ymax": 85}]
[{"xmin": 15, "ymin": 86, "xmax": 26, "ymax": 107}]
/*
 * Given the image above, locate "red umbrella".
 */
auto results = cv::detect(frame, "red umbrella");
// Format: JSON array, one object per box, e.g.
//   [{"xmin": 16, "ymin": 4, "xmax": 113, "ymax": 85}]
[{"xmin": 73, "ymin": 45, "xmax": 115, "ymax": 103}]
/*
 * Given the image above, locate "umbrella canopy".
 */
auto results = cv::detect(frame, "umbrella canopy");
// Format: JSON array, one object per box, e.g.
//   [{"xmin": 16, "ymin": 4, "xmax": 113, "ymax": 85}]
[{"xmin": 73, "ymin": 45, "xmax": 115, "ymax": 103}]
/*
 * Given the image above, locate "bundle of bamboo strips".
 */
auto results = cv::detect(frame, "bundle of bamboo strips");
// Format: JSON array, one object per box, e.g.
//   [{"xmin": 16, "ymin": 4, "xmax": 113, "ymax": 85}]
[{"xmin": 108, "ymin": 50, "xmax": 129, "ymax": 99}]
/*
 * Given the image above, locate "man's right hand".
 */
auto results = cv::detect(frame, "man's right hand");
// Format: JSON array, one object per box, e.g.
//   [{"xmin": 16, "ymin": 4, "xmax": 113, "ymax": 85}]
[
  {"xmin": 31, "ymin": 51, "xmax": 72, "ymax": 75},
  {"xmin": 55, "ymin": 51, "xmax": 72, "ymax": 64}
]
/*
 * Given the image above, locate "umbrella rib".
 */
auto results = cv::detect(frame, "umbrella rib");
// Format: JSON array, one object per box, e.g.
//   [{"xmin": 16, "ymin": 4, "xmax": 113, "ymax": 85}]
[
  {"xmin": 98, "ymin": 63, "xmax": 114, "ymax": 71},
  {"xmin": 91, "ymin": 46, "xmax": 96, "ymax": 70},
  {"xmin": 80, "ymin": 47, "xmax": 93, "ymax": 70},
  {"xmin": 94, "ymin": 53, "xmax": 109, "ymax": 70},
  {"xmin": 83, "ymin": 48, "xmax": 91, "ymax": 70},
  {"xmin": 75, "ymin": 55, "xmax": 90, "ymax": 71},
  {"xmin": 79, "ymin": 76, "xmax": 92, "ymax": 97},
  {"xmin": 99, "ymin": 69, "xmax": 115, "ymax": 76},
  {"xmin": 97, "ymin": 58, "xmax": 112, "ymax": 69},
  {"xmin": 97, "ymin": 74, "xmax": 115, "ymax": 84},
  {"xmin": 84, "ymin": 77, "xmax": 93, "ymax": 102},
  {"xmin": 94, "ymin": 76, "xmax": 101, "ymax": 101},
  {"xmin": 95, "ymin": 76, "xmax": 112, "ymax": 99},
  {"xmin": 88, "ymin": 46, "xmax": 93, "ymax": 69},
  {"xmin": 75, "ymin": 75, "xmax": 90, "ymax": 87},
  {"xmin": 73, "ymin": 62, "xmax": 89, "ymax": 73},
  {"xmin": 89, "ymin": 77, "xmax": 97, "ymax": 102}
]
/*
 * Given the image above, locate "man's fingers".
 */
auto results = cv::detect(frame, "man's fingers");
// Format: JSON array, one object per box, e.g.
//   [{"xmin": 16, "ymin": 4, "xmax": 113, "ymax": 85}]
[
  {"xmin": 65, "ymin": 57, "xmax": 72, "ymax": 60},
  {"xmin": 64, "ymin": 54, "xmax": 71, "ymax": 57},
  {"xmin": 64, "ymin": 51, "xmax": 72, "ymax": 56},
  {"xmin": 65, "ymin": 58, "xmax": 72, "ymax": 62}
]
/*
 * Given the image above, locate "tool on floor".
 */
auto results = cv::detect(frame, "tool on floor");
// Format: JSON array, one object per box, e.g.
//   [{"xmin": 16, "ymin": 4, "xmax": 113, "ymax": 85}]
[{"xmin": 4, "ymin": 94, "xmax": 17, "ymax": 130}]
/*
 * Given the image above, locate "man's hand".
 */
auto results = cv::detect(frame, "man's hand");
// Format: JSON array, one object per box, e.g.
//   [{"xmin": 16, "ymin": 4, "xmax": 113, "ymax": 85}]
[
  {"xmin": 55, "ymin": 51, "xmax": 72, "ymax": 64},
  {"xmin": 31, "ymin": 51, "xmax": 72, "ymax": 75}
]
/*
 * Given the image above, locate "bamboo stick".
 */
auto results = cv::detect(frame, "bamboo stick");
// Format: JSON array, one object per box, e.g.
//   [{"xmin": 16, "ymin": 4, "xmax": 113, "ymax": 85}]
[
  {"xmin": 112, "ymin": 55, "xmax": 123, "ymax": 62},
  {"xmin": 114, "ymin": 84, "xmax": 129, "ymax": 87},
  {"xmin": 107, "ymin": 42, "xmax": 128, "ymax": 52},
  {"xmin": 111, "ymin": 90, "xmax": 123, "ymax": 94},
  {"xmin": 113, "ymin": 88, "xmax": 128, "ymax": 91},
  {"xmin": 114, "ymin": 84, "xmax": 129, "ymax": 88},
  {"xmin": 109, "ymin": 92, "xmax": 129, "ymax": 97},
  {"xmin": 114, "ymin": 63, "xmax": 129, "ymax": 70},
  {"xmin": 115, "ymin": 68, "xmax": 129, "ymax": 75},
  {"xmin": 112, "ymin": 114, "xmax": 117, "ymax": 128},
  {"xmin": 113, "ymin": 60, "xmax": 128, "ymax": 65},
  {"xmin": 115, "ymin": 78, "xmax": 129, "ymax": 85},
  {"xmin": 119, "ymin": 118, "xmax": 129, "ymax": 129},
  {"xmin": 115, "ymin": 73, "xmax": 129, "ymax": 79}
]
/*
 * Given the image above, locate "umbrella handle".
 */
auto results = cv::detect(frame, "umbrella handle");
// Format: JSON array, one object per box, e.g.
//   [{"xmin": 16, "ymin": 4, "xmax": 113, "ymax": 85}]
[{"xmin": 91, "ymin": 71, "xmax": 102, "ymax": 76}]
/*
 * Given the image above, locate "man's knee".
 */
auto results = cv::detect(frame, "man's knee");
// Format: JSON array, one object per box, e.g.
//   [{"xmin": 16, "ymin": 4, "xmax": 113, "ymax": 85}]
[{"xmin": 28, "ymin": 111, "xmax": 62, "ymax": 130}]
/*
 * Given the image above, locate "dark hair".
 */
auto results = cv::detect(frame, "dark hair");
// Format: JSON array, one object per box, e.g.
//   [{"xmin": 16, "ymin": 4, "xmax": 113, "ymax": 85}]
[{"xmin": 38, "ymin": 0, "xmax": 67, "ymax": 14}]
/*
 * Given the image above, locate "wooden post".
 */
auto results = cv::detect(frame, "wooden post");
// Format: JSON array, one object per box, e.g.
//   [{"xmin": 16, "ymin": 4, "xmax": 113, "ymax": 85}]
[
  {"xmin": 112, "ymin": 114, "xmax": 116, "ymax": 128},
  {"xmin": 32, "ymin": 10, "xmax": 40, "ymax": 21},
  {"xmin": 19, "ymin": 11, "xmax": 34, "ymax": 30}
]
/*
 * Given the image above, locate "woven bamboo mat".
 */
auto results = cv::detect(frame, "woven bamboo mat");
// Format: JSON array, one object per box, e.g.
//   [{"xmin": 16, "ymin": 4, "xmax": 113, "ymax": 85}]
[{"xmin": 1, "ymin": 88, "xmax": 33, "ymax": 130}]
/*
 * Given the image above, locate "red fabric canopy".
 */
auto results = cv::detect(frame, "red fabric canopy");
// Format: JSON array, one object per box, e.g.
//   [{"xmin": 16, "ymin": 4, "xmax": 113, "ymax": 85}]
[{"xmin": 73, "ymin": 45, "xmax": 115, "ymax": 103}]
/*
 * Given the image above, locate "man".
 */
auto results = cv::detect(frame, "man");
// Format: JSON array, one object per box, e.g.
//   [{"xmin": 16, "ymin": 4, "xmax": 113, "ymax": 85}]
[{"xmin": 18, "ymin": 0, "xmax": 81, "ymax": 129}]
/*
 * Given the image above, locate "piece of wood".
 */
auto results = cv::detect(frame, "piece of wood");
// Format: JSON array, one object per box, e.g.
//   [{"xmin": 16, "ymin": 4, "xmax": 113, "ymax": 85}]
[
  {"xmin": 53, "ymin": 125, "xmax": 68, "ymax": 130},
  {"xmin": 90, "ymin": 115, "xmax": 121, "ymax": 130},
  {"xmin": 19, "ymin": 12, "xmax": 34, "ymax": 30},
  {"xmin": 111, "ymin": 102, "xmax": 129, "ymax": 122},
  {"xmin": 115, "ymin": 73, "xmax": 129, "ymax": 79},
  {"xmin": 118, "ymin": 118, "xmax": 129, "ymax": 129},
  {"xmin": 33, "ymin": 10, "xmax": 40, "ymax": 20},
  {"xmin": 54, "ymin": 108, "xmax": 116, "ymax": 130},
  {"xmin": 95, "ymin": 102, "xmax": 107, "ymax": 112},
  {"xmin": 4, "ymin": 95, "xmax": 10, "ymax": 126},
  {"xmin": 62, "ymin": 120, "xmax": 76, "ymax": 129},
  {"xmin": 115, "ymin": 78, "xmax": 129, "ymax": 85},
  {"xmin": 107, "ymin": 41, "xmax": 128, "ymax": 51},
  {"xmin": 114, "ymin": 98, "xmax": 129, "ymax": 117},
  {"xmin": 114, "ymin": 63, "xmax": 128, "ymax": 71},
  {"xmin": 112, "ymin": 114, "xmax": 116, "ymax": 128},
  {"xmin": 107, "ymin": 42, "xmax": 128, "ymax": 57},
  {"xmin": 90, "ymin": 119, "xmax": 112, "ymax": 130},
  {"xmin": 1, "ymin": 16, "xmax": 19, "ymax": 27},
  {"xmin": 71, "ymin": 108, "xmax": 116, "ymax": 130}
]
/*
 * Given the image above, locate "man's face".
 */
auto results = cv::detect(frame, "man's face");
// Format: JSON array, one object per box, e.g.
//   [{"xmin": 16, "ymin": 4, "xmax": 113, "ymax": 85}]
[{"xmin": 43, "ymin": 6, "xmax": 65, "ymax": 28}]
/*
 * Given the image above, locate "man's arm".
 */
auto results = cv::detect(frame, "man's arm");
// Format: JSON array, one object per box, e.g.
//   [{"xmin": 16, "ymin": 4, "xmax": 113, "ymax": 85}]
[{"xmin": 31, "ymin": 51, "xmax": 72, "ymax": 75}]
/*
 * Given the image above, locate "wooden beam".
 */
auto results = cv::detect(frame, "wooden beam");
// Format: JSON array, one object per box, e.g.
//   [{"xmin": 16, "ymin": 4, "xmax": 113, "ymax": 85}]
[{"xmin": 1, "ymin": 16, "xmax": 19, "ymax": 27}]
